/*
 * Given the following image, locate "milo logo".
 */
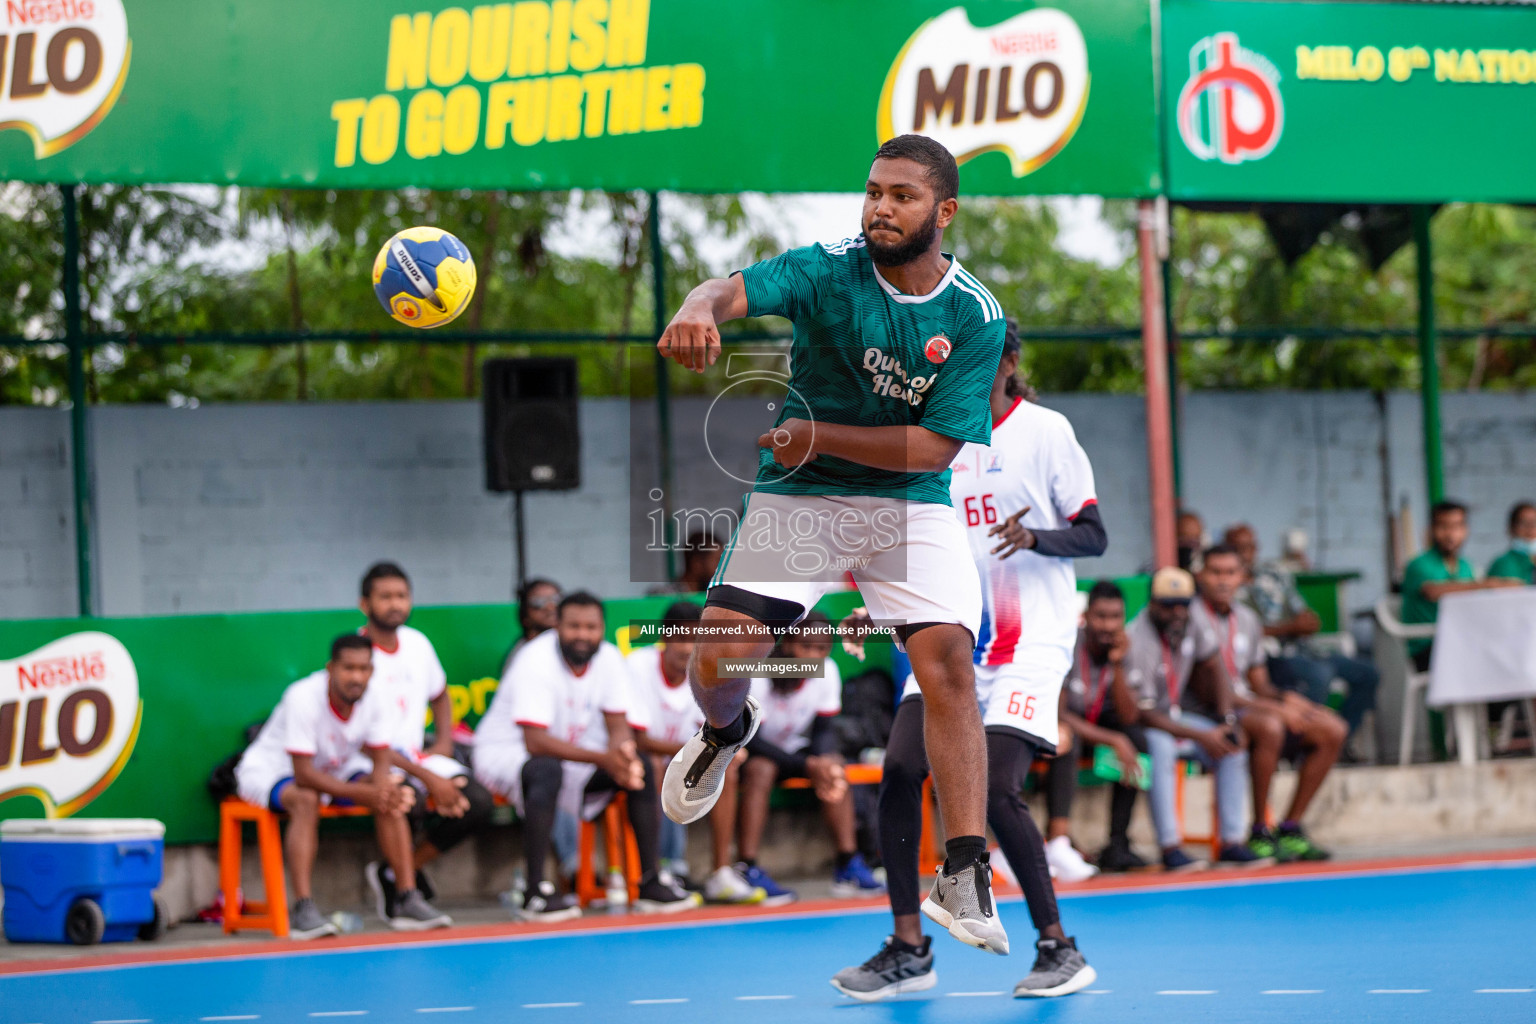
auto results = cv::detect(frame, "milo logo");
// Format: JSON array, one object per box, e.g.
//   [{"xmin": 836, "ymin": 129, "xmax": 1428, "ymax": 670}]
[
  {"xmin": 0, "ymin": 0, "xmax": 131, "ymax": 157},
  {"xmin": 878, "ymin": 6, "xmax": 1090, "ymax": 178},
  {"xmin": 0, "ymin": 632, "xmax": 141, "ymax": 816}
]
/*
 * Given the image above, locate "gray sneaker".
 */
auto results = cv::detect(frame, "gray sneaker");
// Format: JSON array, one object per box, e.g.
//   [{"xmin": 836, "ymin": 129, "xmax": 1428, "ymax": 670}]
[
  {"xmin": 921, "ymin": 853, "xmax": 1009, "ymax": 955},
  {"xmin": 389, "ymin": 889, "xmax": 452, "ymax": 931},
  {"xmin": 830, "ymin": 935, "xmax": 937, "ymax": 1002},
  {"xmin": 289, "ymin": 897, "xmax": 339, "ymax": 941},
  {"xmin": 662, "ymin": 696, "xmax": 762, "ymax": 825},
  {"xmin": 1013, "ymin": 937, "xmax": 1097, "ymax": 997}
]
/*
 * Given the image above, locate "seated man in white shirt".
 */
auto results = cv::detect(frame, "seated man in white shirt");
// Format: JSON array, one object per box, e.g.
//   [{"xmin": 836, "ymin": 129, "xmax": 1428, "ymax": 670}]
[
  {"xmin": 352, "ymin": 562, "xmax": 492, "ymax": 923},
  {"xmin": 628, "ymin": 601, "xmax": 763, "ymax": 905},
  {"xmin": 737, "ymin": 613, "xmax": 885, "ymax": 905},
  {"xmin": 475, "ymin": 591, "xmax": 699, "ymax": 921},
  {"xmin": 234, "ymin": 634, "xmax": 453, "ymax": 938}
]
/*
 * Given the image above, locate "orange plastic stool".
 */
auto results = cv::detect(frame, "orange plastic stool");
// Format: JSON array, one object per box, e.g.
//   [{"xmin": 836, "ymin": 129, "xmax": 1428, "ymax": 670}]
[
  {"xmin": 218, "ymin": 797, "xmax": 371, "ymax": 938},
  {"xmin": 575, "ymin": 792, "xmax": 642, "ymax": 908},
  {"xmin": 1174, "ymin": 760, "xmax": 1221, "ymax": 859}
]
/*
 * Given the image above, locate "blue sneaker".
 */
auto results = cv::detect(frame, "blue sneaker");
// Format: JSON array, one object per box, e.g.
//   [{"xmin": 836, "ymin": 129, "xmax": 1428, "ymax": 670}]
[
  {"xmin": 1218, "ymin": 842, "xmax": 1274, "ymax": 869},
  {"xmin": 1160, "ymin": 847, "xmax": 1207, "ymax": 873},
  {"xmin": 830, "ymin": 853, "xmax": 886, "ymax": 899},
  {"xmin": 738, "ymin": 863, "xmax": 796, "ymax": 907}
]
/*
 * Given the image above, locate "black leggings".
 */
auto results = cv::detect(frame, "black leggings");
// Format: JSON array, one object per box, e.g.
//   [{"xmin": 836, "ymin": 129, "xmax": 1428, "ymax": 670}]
[
  {"xmin": 1045, "ymin": 724, "xmax": 1148, "ymax": 847},
  {"xmin": 878, "ymin": 697, "xmax": 1060, "ymax": 932},
  {"xmin": 520, "ymin": 756, "xmax": 661, "ymax": 890}
]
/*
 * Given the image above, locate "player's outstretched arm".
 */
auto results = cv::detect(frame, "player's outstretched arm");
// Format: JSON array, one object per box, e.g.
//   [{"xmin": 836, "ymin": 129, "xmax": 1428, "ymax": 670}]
[{"xmin": 658, "ymin": 275, "xmax": 749, "ymax": 373}]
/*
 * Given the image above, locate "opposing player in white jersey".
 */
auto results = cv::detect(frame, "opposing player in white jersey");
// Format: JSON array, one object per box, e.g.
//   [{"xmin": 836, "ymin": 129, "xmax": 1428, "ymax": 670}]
[
  {"xmin": 627, "ymin": 601, "xmax": 763, "ymax": 904},
  {"xmin": 834, "ymin": 320, "xmax": 1106, "ymax": 1002}
]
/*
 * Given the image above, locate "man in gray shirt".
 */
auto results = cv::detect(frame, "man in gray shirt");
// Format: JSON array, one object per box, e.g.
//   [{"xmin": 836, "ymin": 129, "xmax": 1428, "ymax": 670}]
[{"xmin": 1127, "ymin": 568, "xmax": 1266, "ymax": 871}]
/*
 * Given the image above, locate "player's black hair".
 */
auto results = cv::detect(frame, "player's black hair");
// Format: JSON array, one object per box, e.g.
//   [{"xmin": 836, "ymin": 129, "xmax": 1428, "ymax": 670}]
[
  {"xmin": 360, "ymin": 561, "xmax": 410, "ymax": 598},
  {"xmin": 1431, "ymin": 499, "xmax": 1469, "ymax": 523},
  {"xmin": 873, "ymin": 134, "xmax": 960, "ymax": 202},
  {"xmin": 557, "ymin": 590, "xmax": 605, "ymax": 619},
  {"xmin": 661, "ymin": 600, "xmax": 704, "ymax": 628},
  {"xmin": 1201, "ymin": 543, "xmax": 1242, "ymax": 566},
  {"xmin": 1510, "ymin": 501, "xmax": 1536, "ymax": 533},
  {"xmin": 1000, "ymin": 317, "xmax": 1039, "ymax": 403},
  {"xmin": 1086, "ymin": 580, "xmax": 1125, "ymax": 607},
  {"xmin": 330, "ymin": 633, "xmax": 373, "ymax": 661}
]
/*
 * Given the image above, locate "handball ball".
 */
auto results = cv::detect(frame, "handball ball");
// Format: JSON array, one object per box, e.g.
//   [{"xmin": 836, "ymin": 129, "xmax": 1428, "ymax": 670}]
[{"xmin": 372, "ymin": 226, "xmax": 477, "ymax": 328}]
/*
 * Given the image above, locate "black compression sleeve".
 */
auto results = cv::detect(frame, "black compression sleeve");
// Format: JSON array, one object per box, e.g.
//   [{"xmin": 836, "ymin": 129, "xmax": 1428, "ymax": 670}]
[{"xmin": 1028, "ymin": 501, "xmax": 1108, "ymax": 559}]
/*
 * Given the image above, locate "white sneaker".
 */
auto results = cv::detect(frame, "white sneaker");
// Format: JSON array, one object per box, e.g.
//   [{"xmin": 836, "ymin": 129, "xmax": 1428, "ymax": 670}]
[
  {"xmin": 662, "ymin": 696, "xmax": 762, "ymax": 824},
  {"xmin": 1044, "ymin": 836, "xmax": 1099, "ymax": 883},
  {"xmin": 703, "ymin": 865, "xmax": 766, "ymax": 905}
]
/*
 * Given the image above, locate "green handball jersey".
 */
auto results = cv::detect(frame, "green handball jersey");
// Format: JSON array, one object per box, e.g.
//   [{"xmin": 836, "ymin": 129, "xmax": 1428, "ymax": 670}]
[{"xmin": 736, "ymin": 236, "xmax": 1005, "ymax": 506}]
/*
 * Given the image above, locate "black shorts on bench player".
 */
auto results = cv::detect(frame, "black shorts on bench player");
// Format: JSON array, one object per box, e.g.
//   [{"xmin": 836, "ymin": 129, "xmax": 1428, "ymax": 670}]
[
  {"xmin": 347, "ymin": 563, "xmax": 495, "ymax": 925},
  {"xmin": 835, "ymin": 319, "xmax": 1104, "ymax": 1001},
  {"xmin": 473, "ymin": 592, "xmax": 698, "ymax": 921},
  {"xmin": 656, "ymin": 135, "xmax": 1009, "ymax": 963},
  {"xmin": 234, "ymin": 634, "xmax": 452, "ymax": 938}
]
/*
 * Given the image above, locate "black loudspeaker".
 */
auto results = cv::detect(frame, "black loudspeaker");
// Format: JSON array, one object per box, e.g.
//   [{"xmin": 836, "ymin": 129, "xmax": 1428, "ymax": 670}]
[{"xmin": 483, "ymin": 357, "xmax": 581, "ymax": 492}]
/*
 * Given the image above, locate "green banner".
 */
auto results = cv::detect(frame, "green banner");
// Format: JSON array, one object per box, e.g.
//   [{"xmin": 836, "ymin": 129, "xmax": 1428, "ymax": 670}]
[
  {"xmin": 0, "ymin": 592, "xmax": 876, "ymax": 844},
  {"xmin": 0, "ymin": 0, "xmax": 1157, "ymax": 196},
  {"xmin": 1164, "ymin": 0, "xmax": 1536, "ymax": 203}
]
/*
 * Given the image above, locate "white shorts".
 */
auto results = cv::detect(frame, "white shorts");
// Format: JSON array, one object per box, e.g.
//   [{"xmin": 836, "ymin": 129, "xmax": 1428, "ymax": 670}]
[
  {"xmin": 900, "ymin": 643, "xmax": 1069, "ymax": 751},
  {"xmin": 473, "ymin": 747, "xmax": 611, "ymax": 823},
  {"xmin": 711, "ymin": 492, "xmax": 982, "ymax": 645}
]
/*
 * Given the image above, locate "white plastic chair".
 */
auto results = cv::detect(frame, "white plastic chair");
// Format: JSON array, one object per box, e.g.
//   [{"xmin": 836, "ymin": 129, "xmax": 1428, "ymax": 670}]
[{"xmin": 1374, "ymin": 596, "xmax": 1437, "ymax": 766}]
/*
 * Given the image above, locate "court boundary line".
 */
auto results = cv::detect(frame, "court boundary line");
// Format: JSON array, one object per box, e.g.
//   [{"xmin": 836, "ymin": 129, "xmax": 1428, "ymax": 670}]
[{"xmin": 2, "ymin": 847, "xmax": 1531, "ymax": 979}]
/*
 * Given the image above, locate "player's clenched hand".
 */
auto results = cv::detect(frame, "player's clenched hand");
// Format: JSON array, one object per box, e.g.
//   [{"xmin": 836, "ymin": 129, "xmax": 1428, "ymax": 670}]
[
  {"xmin": 657, "ymin": 301, "xmax": 721, "ymax": 373},
  {"xmin": 758, "ymin": 418, "xmax": 816, "ymax": 468},
  {"xmin": 806, "ymin": 755, "xmax": 848, "ymax": 804},
  {"xmin": 605, "ymin": 740, "xmax": 645, "ymax": 790},
  {"xmin": 425, "ymin": 774, "xmax": 470, "ymax": 818},
  {"xmin": 988, "ymin": 505, "xmax": 1035, "ymax": 559}
]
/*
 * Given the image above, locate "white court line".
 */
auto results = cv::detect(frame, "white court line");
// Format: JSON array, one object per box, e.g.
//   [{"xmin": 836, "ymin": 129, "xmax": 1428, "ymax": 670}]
[
  {"xmin": 94, "ymin": 1019, "xmax": 152, "ymax": 1023},
  {"xmin": 202, "ymin": 1017, "xmax": 261, "ymax": 1021},
  {"xmin": 1264, "ymin": 990, "xmax": 1323, "ymax": 994},
  {"xmin": 629, "ymin": 999, "xmax": 690, "ymax": 1005},
  {"xmin": 309, "ymin": 1013, "xmax": 368, "ymax": 1018},
  {"xmin": 735, "ymin": 995, "xmax": 794, "ymax": 1001},
  {"xmin": 1477, "ymin": 989, "xmax": 1534, "ymax": 993},
  {"xmin": 946, "ymin": 991, "xmax": 1005, "ymax": 997},
  {"xmin": 1157, "ymin": 990, "xmax": 1217, "ymax": 995},
  {"xmin": 1370, "ymin": 989, "xmax": 1429, "ymax": 994},
  {"xmin": 1083, "ymin": 989, "xmax": 1112, "ymax": 994},
  {"xmin": 520, "ymin": 1005, "xmax": 582, "ymax": 1010},
  {"xmin": 415, "ymin": 1009, "xmax": 476, "ymax": 1014}
]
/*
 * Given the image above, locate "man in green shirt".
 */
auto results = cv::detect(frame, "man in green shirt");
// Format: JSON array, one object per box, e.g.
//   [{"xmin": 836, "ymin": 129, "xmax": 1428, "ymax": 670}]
[
  {"xmin": 1487, "ymin": 501, "xmax": 1536, "ymax": 585},
  {"xmin": 1401, "ymin": 501, "xmax": 1521, "ymax": 670},
  {"xmin": 655, "ymin": 134, "xmax": 1008, "ymax": 957}
]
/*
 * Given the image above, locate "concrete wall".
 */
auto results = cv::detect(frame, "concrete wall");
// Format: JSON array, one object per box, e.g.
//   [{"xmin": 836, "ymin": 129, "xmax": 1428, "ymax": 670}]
[{"xmin": 2, "ymin": 390, "xmax": 1534, "ymax": 619}]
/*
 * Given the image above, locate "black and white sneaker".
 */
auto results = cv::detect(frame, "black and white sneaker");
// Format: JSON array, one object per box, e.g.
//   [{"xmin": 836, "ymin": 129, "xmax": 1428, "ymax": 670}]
[
  {"xmin": 1013, "ymin": 937, "xmax": 1097, "ymax": 997},
  {"xmin": 289, "ymin": 897, "xmax": 339, "ymax": 941},
  {"xmin": 920, "ymin": 853, "xmax": 1009, "ymax": 955},
  {"xmin": 662, "ymin": 696, "xmax": 762, "ymax": 824},
  {"xmin": 634, "ymin": 871, "xmax": 703, "ymax": 914},
  {"xmin": 830, "ymin": 935, "xmax": 937, "ymax": 1002},
  {"xmin": 516, "ymin": 881, "xmax": 582, "ymax": 923},
  {"xmin": 389, "ymin": 889, "xmax": 452, "ymax": 931},
  {"xmin": 364, "ymin": 860, "xmax": 398, "ymax": 923}
]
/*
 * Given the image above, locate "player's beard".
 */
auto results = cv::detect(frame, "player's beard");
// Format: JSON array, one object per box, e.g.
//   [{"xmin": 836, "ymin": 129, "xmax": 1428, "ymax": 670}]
[
  {"xmin": 560, "ymin": 638, "xmax": 598, "ymax": 668},
  {"xmin": 864, "ymin": 200, "xmax": 941, "ymax": 267}
]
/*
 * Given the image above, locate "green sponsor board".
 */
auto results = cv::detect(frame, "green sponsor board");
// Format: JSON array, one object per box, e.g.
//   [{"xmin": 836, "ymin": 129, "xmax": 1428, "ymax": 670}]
[
  {"xmin": 0, "ymin": 591, "xmax": 876, "ymax": 843},
  {"xmin": 1164, "ymin": 0, "xmax": 1536, "ymax": 203},
  {"xmin": 0, "ymin": 0, "xmax": 1157, "ymax": 196}
]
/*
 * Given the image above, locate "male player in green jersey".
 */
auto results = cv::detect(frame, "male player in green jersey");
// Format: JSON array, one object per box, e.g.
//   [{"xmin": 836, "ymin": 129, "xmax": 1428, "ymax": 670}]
[{"xmin": 656, "ymin": 134, "xmax": 1010, "ymax": 955}]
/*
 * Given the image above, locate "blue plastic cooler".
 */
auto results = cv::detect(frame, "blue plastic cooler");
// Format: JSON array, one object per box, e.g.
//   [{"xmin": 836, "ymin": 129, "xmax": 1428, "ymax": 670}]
[{"xmin": 1, "ymin": 818, "xmax": 167, "ymax": 944}]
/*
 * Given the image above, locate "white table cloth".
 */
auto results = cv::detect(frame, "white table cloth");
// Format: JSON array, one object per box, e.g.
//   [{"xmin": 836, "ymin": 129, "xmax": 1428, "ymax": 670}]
[{"xmin": 1429, "ymin": 587, "xmax": 1536, "ymax": 707}]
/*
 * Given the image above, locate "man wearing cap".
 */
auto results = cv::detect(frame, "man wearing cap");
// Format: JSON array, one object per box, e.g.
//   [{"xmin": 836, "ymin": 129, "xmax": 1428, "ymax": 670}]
[{"xmin": 1126, "ymin": 568, "xmax": 1268, "ymax": 870}]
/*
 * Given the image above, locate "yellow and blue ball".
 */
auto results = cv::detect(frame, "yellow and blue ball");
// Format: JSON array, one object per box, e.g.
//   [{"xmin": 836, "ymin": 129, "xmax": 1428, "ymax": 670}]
[{"xmin": 372, "ymin": 226, "xmax": 477, "ymax": 328}]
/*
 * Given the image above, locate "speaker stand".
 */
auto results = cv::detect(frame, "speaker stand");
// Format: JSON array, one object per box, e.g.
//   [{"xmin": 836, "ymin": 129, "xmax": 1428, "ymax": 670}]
[{"xmin": 512, "ymin": 490, "xmax": 528, "ymax": 597}]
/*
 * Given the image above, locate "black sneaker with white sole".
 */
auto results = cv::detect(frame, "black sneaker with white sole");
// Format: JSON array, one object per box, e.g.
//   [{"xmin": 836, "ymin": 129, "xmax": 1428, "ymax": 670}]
[
  {"xmin": 516, "ymin": 881, "xmax": 582, "ymax": 923},
  {"xmin": 634, "ymin": 871, "xmax": 703, "ymax": 914},
  {"xmin": 920, "ymin": 853, "xmax": 1009, "ymax": 955},
  {"xmin": 1013, "ymin": 937, "xmax": 1097, "ymax": 997},
  {"xmin": 662, "ymin": 697, "xmax": 762, "ymax": 825},
  {"xmin": 364, "ymin": 860, "xmax": 397, "ymax": 923},
  {"xmin": 389, "ymin": 889, "xmax": 452, "ymax": 931},
  {"xmin": 830, "ymin": 935, "xmax": 937, "ymax": 1002}
]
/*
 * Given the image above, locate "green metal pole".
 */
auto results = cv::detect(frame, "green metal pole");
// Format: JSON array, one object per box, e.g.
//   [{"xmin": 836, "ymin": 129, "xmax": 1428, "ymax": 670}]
[
  {"xmin": 648, "ymin": 191, "xmax": 677, "ymax": 581},
  {"xmin": 63, "ymin": 184, "xmax": 92, "ymax": 617},
  {"xmin": 1413, "ymin": 206, "xmax": 1444, "ymax": 506}
]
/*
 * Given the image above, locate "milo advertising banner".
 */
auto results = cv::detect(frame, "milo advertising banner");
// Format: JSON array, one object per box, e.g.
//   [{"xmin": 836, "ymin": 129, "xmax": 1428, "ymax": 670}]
[
  {"xmin": 0, "ymin": 0, "xmax": 1158, "ymax": 197},
  {"xmin": 0, "ymin": 593, "xmax": 874, "ymax": 843},
  {"xmin": 1164, "ymin": 0, "xmax": 1536, "ymax": 203}
]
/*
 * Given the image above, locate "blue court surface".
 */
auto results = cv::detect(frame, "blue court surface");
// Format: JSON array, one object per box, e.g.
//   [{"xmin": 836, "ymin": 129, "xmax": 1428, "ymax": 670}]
[{"xmin": 4, "ymin": 861, "xmax": 1533, "ymax": 1024}]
